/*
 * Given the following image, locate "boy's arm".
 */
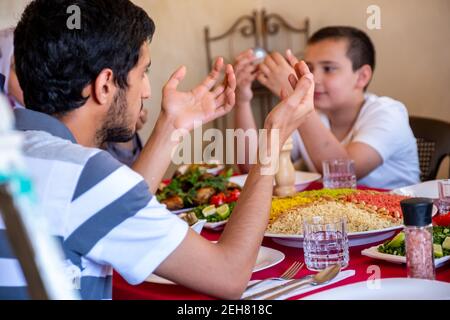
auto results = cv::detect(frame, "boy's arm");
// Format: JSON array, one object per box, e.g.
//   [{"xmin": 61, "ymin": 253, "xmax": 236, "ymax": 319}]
[
  {"xmin": 154, "ymin": 62, "xmax": 314, "ymax": 299},
  {"xmin": 132, "ymin": 58, "xmax": 236, "ymax": 193},
  {"xmin": 233, "ymin": 49, "xmax": 259, "ymax": 173},
  {"xmin": 296, "ymin": 111, "xmax": 382, "ymax": 178}
]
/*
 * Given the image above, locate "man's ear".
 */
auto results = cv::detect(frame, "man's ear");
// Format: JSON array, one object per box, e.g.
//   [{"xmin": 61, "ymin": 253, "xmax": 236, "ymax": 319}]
[
  {"xmin": 91, "ymin": 68, "xmax": 116, "ymax": 105},
  {"xmin": 355, "ymin": 64, "xmax": 373, "ymax": 90}
]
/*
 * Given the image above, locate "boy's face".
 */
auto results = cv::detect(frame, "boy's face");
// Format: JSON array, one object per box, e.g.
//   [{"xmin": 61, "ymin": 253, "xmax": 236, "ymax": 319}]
[{"xmin": 304, "ymin": 38, "xmax": 362, "ymax": 112}]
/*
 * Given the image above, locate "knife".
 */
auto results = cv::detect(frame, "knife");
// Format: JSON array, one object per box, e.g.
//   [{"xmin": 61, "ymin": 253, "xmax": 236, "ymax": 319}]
[{"xmin": 243, "ymin": 275, "xmax": 313, "ymax": 300}]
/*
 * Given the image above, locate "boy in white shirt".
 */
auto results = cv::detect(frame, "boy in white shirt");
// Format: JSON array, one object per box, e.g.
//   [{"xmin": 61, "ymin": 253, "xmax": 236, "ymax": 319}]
[{"xmin": 234, "ymin": 26, "xmax": 420, "ymax": 189}]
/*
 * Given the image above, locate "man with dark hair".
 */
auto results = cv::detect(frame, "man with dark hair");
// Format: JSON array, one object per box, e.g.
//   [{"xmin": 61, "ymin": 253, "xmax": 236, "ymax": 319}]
[
  {"xmin": 235, "ymin": 26, "xmax": 419, "ymax": 189},
  {"xmin": 0, "ymin": 0, "xmax": 314, "ymax": 299}
]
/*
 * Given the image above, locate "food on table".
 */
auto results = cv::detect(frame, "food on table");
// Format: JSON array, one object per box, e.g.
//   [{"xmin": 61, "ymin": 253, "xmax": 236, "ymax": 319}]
[
  {"xmin": 160, "ymin": 195, "xmax": 184, "ymax": 210},
  {"xmin": 268, "ymin": 200, "xmax": 401, "ymax": 234},
  {"xmin": 178, "ymin": 211, "xmax": 199, "ymax": 226},
  {"xmin": 156, "ymin": 165, "xmax": 240, "ymax": 210},
  {"xmin": 378, "ymin": 227, "xmax": 450, "ymax": 258},
  {"xmin": 193, "ymin": 201, "xmax": 237, "ymax": 223},
  {"xmin": 270, "ymin": 188, "xmax": 356, "ymax": 222},
  {"xmin": 343, "ymin": 192, "xmax": 409, "ymax": 219},
  {"xmin": 433, "ymin": 212, "xmax": 450, "ymax": 226},
  {"xmin": 267, "ymin": 189, "xmax": 407, "ymax": 235},
  {"xmin": 193, "ymin": 187, "xmax": 216, "ymax": 205}
]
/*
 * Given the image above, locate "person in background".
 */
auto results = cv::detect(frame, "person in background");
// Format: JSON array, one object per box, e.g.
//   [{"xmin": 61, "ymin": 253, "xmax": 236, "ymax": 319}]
[
  {"xmin": 234, "ymin": 26, "xmax": 420, "ymax": 189},
  {"xmin": 0, "ymin": 27, "xmax": 145, "ymax": 167},
  {"xmin": 1, "ymin": 0, "xmax": 314, "ymax": 299}
]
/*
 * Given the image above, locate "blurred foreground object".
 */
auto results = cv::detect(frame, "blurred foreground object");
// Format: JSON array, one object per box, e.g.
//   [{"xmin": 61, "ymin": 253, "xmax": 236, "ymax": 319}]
[{"xmin": 0, "ymin": 94, "xmax": 79, "ymax": 300}]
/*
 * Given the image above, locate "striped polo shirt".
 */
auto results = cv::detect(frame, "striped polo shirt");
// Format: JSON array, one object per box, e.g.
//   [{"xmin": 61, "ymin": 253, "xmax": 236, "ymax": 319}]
[{"xmin": 0, "ymin": 108, "xmax": 188, "ymax": 300}]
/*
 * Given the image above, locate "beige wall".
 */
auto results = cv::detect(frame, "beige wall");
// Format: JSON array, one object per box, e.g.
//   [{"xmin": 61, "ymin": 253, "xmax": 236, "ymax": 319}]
[{"xmin": 2, "ymin": 0, "xmax": 449, "ymax": 176}]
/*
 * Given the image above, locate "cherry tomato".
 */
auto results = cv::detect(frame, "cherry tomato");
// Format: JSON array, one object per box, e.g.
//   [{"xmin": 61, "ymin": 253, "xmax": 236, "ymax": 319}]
[
  {"xmin": 432, "ymin": 212, "xmax": 450, "ymax": 227},
  {"xmin": 210, "ymin": 193, "xmax": 226, "ymax": 206},
  {"xmin": 226, "ymin": 189, "xmax": 241, "ymax": 203}
]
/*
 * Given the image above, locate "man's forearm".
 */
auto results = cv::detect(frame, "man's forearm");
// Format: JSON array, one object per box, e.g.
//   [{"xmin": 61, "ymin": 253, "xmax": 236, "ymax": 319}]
[
  {"xmin": 132, "ymin": 113, "xmax": 179, "ymax": 193},
  {"xmin": 219, "ymin": 155, "xmax": 276, "ymax": 272}
]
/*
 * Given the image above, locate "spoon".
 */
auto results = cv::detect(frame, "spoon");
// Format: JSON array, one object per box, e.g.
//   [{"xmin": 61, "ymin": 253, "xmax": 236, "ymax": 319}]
[{"xmin": 262, "ymin": 264, "xmax": 341, "ymax": 300}]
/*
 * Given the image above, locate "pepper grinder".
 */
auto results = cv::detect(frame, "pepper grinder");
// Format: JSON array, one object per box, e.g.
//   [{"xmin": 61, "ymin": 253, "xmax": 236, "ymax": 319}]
[
  {"xmin": 400, "ymin": 198, "xmax": 435, "ymax": 280},
  {"xmin": 274, "ymin": 136, "xmax": 296, "ymax": 197}
]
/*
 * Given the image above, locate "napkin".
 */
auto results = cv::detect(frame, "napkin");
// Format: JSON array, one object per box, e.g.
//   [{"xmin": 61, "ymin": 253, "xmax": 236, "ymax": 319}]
[{"xmin": 242, "ymin": 269, "xmax": 356, "ymax": 300}]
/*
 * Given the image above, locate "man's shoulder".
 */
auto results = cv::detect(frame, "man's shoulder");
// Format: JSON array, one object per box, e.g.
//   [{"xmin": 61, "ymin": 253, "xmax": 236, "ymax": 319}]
[{"xmin": 21, "ymin": 130, "xmax": 122, "ymax": 168}]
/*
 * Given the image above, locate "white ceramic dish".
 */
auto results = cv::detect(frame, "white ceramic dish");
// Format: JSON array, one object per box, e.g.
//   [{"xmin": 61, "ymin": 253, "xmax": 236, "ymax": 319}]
[
  {"xmin": 391, "ymin": 180, "xmax": 442, "ymax": 199},
  {"xmin": 303, "ymin": 278, "xmax": 450, "ymax": 300},
  {"xmin": 190, "ymin": 219, "xmax": 207, "ymax": 234},
  {"xmin": 229, "ymin": 171, "xmax": 321, "ymax": 192},
  {"xmin": 146, "ymin": 245, "xmax": 285, "ymax": 285},
  {"xmin": 204, "ymin": 220, "xmax": 227, "ymax": 230},
  {"xmin": 361, "ymin": 244, "xmax": 450, "ymax": 268}
]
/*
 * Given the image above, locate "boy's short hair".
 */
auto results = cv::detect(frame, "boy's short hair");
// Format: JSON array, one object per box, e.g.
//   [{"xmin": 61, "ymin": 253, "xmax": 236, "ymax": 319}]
[
  {"xmin": 14, "ymin": 0, "xmax": 155, "ymax": 115},
  {"xmin": 308, "ymin": 26, "xmax": 376, "ymax": 86}
]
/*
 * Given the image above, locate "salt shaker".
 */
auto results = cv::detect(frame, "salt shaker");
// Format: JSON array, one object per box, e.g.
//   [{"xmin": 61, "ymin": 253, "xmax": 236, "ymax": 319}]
[{"xmin": 400, "ymin": 198, "xmax": 435, "ymax": 280}]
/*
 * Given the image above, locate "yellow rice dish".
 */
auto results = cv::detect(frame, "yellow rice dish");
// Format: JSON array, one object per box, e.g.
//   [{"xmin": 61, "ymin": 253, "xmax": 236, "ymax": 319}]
[{"xmin": 268, "ymin": 189, "xmax": 403, "ymax": 235}]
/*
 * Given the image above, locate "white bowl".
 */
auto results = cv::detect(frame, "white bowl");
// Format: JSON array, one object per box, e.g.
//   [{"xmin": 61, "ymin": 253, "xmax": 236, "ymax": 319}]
[{"xmin": 191, "ymin": 219, "xmax": 206, "ymax": 234}]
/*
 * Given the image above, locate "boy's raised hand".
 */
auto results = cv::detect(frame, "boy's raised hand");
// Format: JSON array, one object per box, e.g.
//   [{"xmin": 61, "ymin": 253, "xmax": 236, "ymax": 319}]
[
  {"xmin": 234, "ymin": 49, "xmax": 258, "ymax": 105},
  {"xmin": 264, "ymin": 60, "xmax": 314, "ymax": 146},
  {"xmin": 257, "ymin": 50, "xmax": 297, "ymax": 98},
  {"xmin": 161, "ymin": 57, "xmax": 236, "ymax": 131}
]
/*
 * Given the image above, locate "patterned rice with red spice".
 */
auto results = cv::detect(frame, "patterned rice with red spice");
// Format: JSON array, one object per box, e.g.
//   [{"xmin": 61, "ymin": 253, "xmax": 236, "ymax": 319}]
[{"xmin": 344, "ymin": 191, "xmax": 409, "ymax": 219}]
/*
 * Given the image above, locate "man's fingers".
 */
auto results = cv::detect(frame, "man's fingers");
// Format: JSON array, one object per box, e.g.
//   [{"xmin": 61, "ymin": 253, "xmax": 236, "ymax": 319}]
[
  {"xmin": 194, "ymin": 58, "xmax": 225, "ymax": 96},
  {"xmin": 294, "ymin": 61, "xmax": 312, "ymax": 79},
  {"xmin": 164, "ymin": 66, "xmax": 187, "ymax": 92},
  {"xmin": 225, "ymin": 64, "xmax": 236, "ymax": 91},
  {"xmin": 288, "ymin": 74, "xmax": 298, "ymax": 90},
  {"xmin": 286, "ymin": 49, "xmax": 299, "ymax": 68},
  {"xmin": 280, "ymin": 88, "xmax": 288, "ymax": 100},
  {"xmin": 290, "ymin": 73, "xmax": 314, "ymax": 102},
  {"xmin": 213, "ymin": 85, "xmax": 225, "ymax": 98}
]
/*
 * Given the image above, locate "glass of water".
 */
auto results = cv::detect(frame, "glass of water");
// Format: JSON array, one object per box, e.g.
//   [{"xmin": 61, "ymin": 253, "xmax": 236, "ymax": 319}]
[
  {"xmin": 438, "ymin": 180, "xmax": 450, "ymax": 213},
  {"xmin": 322, "ymin": 159, "xmax": 357, "ymax": 189},
  {"xmin": 303, "ymin": 216, "xmax": 349, "ymax": 271}
]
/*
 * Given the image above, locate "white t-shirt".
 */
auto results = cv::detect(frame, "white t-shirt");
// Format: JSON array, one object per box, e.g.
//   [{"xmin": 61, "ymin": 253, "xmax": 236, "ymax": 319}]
[{"xmin": 291, "ymin": 93, "xmax": 420, "ymax": 189}]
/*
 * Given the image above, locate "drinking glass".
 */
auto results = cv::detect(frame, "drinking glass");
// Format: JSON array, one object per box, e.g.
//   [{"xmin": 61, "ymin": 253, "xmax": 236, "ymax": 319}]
[
  {"xmin": 322, "ymin": 159, "xmax": 357, "ymax": 189},
  {"xmin": 303, "ymin": 216, "xmax": 349, "ymax": 271},
  {"xmin": 438, "ymin": 180, "xmax": 450, "ymax": 213}
]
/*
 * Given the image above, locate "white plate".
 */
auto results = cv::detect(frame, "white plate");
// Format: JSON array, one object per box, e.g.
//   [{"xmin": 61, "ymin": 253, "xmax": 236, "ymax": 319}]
[
  {"xmin": 265, "ymin": 205, "xmax": 437, "ymax": 249},
  {"xmin": 145, "ymin": 245, "xmax": 285, "ymax": 285},
  {"xmin": 361, "ymin": 245, "xmax": 450, "ymax": 268},
  {"xmin": 171, "ymin": 208, "xmax": 194, "ymax": 215},
  {"xmin": 265, "ymin": 224, "xmax": 403, "ymax": 248},
  {"xmin": 303, "ymin": 278, "xmax": 450, "ymax": 300},
  {"xmin": 229, "ymin": 171, "xmax": 321, "ymax": 192},
  {"xmin": 391, "ymin": 180, "xmax": 442, "ymax": 199},
  {"xmin": 204, "ymin": 220, "xmax": 228, "ymax": 230}
]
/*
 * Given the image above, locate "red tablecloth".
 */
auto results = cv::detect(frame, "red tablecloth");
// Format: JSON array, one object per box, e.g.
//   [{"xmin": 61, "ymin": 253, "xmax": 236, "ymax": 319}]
[{"xmin": 113, "ymin": 182, "xmax": 450, "ymax": 300}]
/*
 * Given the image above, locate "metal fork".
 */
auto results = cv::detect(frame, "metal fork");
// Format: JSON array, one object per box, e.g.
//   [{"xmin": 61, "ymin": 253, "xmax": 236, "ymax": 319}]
[{"xmin": 244, "ymin": 261, "xmax": 304, "ymax": 292}]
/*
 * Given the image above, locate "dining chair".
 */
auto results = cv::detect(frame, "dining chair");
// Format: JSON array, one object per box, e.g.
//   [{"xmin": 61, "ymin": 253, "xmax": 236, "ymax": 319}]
[{"xmin": 409, "ymin": 116, "xmax": 450, "ymax": 181}]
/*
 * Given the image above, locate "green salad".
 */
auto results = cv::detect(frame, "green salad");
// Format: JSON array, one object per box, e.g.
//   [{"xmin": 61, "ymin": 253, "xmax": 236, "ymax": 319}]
[
  {"xmin": 192, "ymin": 201, "xmax": 237, "ymax": 223},
  {"xmin": 378, "ymin": 226, "xmax": 450, "ymax": 258}
]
